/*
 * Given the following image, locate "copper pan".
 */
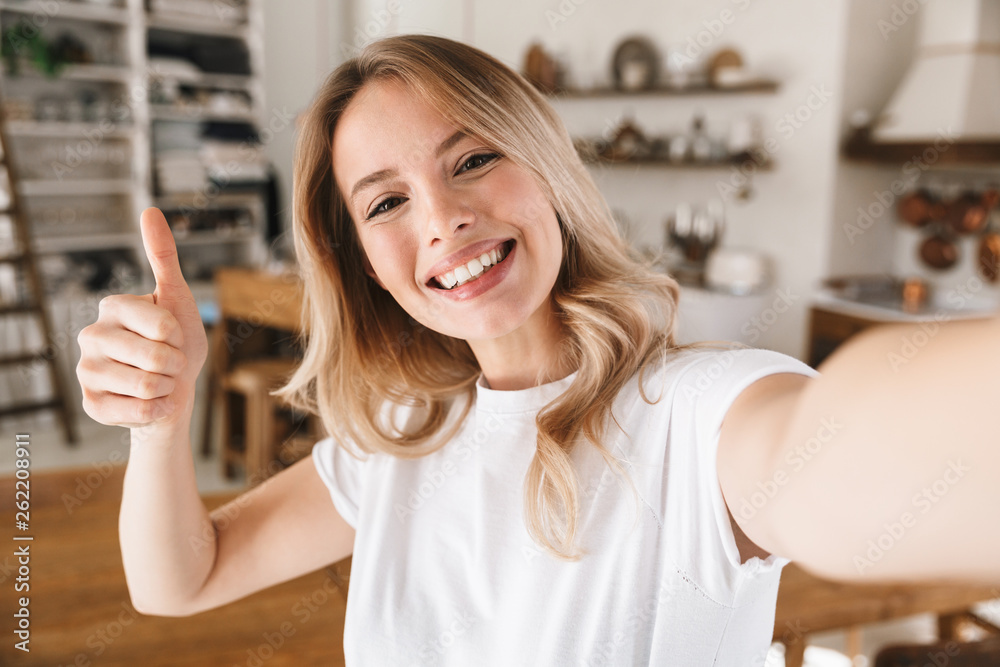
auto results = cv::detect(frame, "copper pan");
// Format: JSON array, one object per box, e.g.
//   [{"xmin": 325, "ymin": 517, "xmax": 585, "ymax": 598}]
[{"xmin": 919, "ymin": 227, "xmax": 960, "ymax": 270}]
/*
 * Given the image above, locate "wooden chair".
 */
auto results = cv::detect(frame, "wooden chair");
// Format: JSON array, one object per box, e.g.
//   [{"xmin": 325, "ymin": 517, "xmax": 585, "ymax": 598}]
[
  {"xmin": 210, "ymin": 266, "xmax": 318, "ymax": 485},
  {"xmin": 874, "ymin": 634, "xmax": 1000, "ymax": 666}
]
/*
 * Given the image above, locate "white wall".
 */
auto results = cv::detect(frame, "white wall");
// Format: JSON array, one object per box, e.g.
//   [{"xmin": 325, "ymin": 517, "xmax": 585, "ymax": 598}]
[
  {"xmin": 826, "ymin": 0, "xmax": 917, "ymax": 278},
  {"xmin": 261, "ymin": 0, "xmax": 348, "ymax": 258},
  {"xmin": 265, "ymin": 0, "xmax": 859, "ymax": 358}
]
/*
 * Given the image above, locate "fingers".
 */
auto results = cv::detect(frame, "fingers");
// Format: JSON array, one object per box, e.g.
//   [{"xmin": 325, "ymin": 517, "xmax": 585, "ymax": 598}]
[
  {"xmin": 78, "ymin": 355, "xmax": 177, "ymax": 401},
  {"xmin": 140, "ymin": 207, "xmax": 189, "ymax": 298},
  {"xmin": 97, "ymin": 293, "xmax": 184, "ymax": 349},
  {"xmin": 85, "ymin": 324, "xmax": 187, "ymax": 376},
  {"xmin": 81, "ymin": 389, "xmax": 175, "ymax": 428}
]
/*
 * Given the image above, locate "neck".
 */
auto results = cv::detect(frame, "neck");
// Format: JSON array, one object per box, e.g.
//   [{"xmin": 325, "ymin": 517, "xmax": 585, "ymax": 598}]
[{"xmin": 468, "ymin": 299, "xmax": 574, "ymax": 391}]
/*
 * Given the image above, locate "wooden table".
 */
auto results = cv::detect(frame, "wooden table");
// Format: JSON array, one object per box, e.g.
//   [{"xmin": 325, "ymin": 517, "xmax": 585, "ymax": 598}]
[
  {"xmin": 203, "ymin": 266, "xmax": 315, "ymax": 475},
  {"xmin": 0, "ymin": 464, "xmax": 348, "ymax": 666},
  {"xmin": 774, "ymin": 562, "xmax": 999, "ymax": 666}
]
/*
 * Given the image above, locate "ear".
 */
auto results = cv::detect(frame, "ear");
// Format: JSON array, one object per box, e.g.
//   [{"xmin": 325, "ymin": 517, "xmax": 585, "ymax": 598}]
[{"xmin": 361, "ymin": 252, "xmax": 387, "ymax": 290}]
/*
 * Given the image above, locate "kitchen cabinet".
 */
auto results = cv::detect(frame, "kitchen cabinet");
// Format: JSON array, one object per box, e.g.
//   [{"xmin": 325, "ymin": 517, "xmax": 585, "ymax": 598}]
[
  {"xmin": 806, "ymin": 296, "xmax": 999, "ymax": 368},
  {"xmin": 807, "ymin": 306, "xmax": 882, "ymax": 368}
]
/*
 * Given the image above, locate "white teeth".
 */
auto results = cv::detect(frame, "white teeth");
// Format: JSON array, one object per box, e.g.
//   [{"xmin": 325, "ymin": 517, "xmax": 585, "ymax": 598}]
[
  {"xmin": 434, "ymin": 242, "xmax": 510, "ymax": 290},
  {"xmin": 453, "ymin": 264, "xmax": 472, "ymax": 283}
]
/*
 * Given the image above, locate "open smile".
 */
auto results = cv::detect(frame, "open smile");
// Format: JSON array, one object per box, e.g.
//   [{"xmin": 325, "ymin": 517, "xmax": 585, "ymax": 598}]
[{"xmin": 428, "ymin": 240, "xmax": 515, "ymax": 291}]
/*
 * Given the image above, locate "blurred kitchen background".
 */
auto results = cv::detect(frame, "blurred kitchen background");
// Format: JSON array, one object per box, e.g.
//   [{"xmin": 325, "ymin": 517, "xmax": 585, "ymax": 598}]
[{"xmin": 0, "ymin": 1, "xmax": 998, "ymax": 665}]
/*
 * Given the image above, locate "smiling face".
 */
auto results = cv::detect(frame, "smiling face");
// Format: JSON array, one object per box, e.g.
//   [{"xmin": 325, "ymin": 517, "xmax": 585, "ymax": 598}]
[{"xmin": 332, "ymin": 78, "xmax": 564, "ymax": 343}]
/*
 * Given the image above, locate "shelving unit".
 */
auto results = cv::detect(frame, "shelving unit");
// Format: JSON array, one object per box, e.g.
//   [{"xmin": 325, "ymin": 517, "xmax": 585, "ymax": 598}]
[
  {"xmin": 550, "ymin": 80, "xmax": 780, "ymax": 98},
  {"xmin": 843, "ymin": 126, "xmax": 1000, "ymax": 166},
  {"xmin": 548, "ymin": 80, "xmax": 780, "ymax": 173},
  {"xmin": 580, "ymin": 153, "xmax": 774, "ymax": 170},
  {"xmin": 0, "ymin": 0, "xmax": 268, "ymax": 433}
]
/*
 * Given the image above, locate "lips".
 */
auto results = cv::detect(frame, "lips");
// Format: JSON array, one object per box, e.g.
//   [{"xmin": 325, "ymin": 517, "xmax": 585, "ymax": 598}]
[
  {"xmin": 432, "ymin": 241, "xmax": 512, "ymax": 289},
  {"xmin": 423, "ymin": 238, "xmax": 514, "ymax": 288}
]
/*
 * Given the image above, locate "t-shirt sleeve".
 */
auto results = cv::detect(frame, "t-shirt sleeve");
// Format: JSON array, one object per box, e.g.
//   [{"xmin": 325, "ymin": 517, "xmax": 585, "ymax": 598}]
[
  {"xmin": 664, "ymin": 346, "xmax": 820, "ymax": 601},
  {"xmin": 311, "ymin": 436, "xmax": 368, "ymax": 529}
]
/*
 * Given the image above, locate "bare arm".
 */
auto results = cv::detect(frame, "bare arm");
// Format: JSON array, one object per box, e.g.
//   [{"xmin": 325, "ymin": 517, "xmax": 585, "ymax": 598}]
[
  {"xmin": 80, "ymin": 208, "xmax": 354, "ymax": 617},
  {"xmin": 120, "ymin": 425, "xmax": 355, "ymax": 616},
  {"xmin": 119, "ymin": 422, "xmax": 216, "ymax": 614},
  {"xmin": 718, "ymin": 315, "xmax": 1000, "ymax": 584}
]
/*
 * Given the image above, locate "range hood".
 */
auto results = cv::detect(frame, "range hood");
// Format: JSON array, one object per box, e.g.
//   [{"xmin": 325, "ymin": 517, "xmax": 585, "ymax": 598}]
[{"xmin": 872, "ymin": 0, "xmax": 1000, "ymax": 143}]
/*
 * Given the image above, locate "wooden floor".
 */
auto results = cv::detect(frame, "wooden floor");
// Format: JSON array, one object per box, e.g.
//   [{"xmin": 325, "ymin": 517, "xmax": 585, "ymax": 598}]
[
  {"xmin": 4, "ymin": 460, "xmax": 997, "ymax": 666},
  {"xmin": 0, "ymin": 464, "xmax": 349, "ymax": 666}
]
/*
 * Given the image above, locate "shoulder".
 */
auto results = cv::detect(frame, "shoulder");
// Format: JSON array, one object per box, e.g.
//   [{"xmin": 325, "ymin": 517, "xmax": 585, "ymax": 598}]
[{"xmin": 624, "ymin": 345, "xmax": 816, "ymax": 409}]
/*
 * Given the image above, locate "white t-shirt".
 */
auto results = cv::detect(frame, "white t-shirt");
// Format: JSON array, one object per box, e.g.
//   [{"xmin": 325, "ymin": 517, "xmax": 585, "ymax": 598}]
[{"xmin": 312, "ymin": 347, "xmax": 820, "ymax": 666}]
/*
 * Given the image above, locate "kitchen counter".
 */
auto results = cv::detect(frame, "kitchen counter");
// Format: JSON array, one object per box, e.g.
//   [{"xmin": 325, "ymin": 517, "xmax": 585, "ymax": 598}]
[
  {"xmin": 808, "ymin": 289, "xmax": 998, "ymax": 367},
  {"xmin": 812, "ymin": 290, "xmax": 999, "ymax": 323}
]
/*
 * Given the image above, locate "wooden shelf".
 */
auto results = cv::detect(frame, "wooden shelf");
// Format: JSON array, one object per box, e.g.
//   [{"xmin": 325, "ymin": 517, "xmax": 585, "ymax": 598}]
[
  {"xmin": 32, "ymin": 232, "xmax": 138, "ymax": 254},
  {"xmin": 0, "ymin": 0, "xmax": 130, "ymax": 25},
  {"xmin": 174, "ymin": 229, "xmax": 257, "ymax": 246},
  {"xmin": 549, "ymin": 80, "xmax": 780, "ymax": 99},
  {"xmin": 151, "ymin": 70, "xmax": 255, "ymax": 91},
  {"xmin": 14, "ymin": 62, "xmax": 135, "ymax": 83},
  {"xmin": 0, "ymin": 300, "xmax": 37, "ymax": 316},
  {"xmin": 146, "ymin": 12, "xmax": 249, "ymax": 38},
  {"xmin": 150, "ymin": 104, "xmax": 256, "ymax": 123},
  {"xmin": 583, "ymin": 153, "xmax": 773, "ymax": 170},
  {"xmin": 155, "ymin": 190, "xmax": 264, "ymax": 209},
  {"xmin": 20, "ymin": 178, "xmax": 134, "ymax": 196},
  {"xmin": 843, "ymin": 127, "xmax": 1000, "ymax": 166},
  {"xmin": 6, "ymin": 120, "xmax": 135, "ymax": 138}
]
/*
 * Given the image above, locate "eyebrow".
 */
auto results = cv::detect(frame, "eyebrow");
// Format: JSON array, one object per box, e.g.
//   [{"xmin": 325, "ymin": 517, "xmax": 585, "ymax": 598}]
[{"xmin": 348, "ymin": 130, "xmax": 468, "ymax": 204}]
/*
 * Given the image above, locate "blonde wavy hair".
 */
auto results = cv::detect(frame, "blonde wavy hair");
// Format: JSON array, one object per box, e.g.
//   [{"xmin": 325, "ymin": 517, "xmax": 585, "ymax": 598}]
[{"xmin": 274, "ymin": 34, "xmax": 720, "ymax": 561}]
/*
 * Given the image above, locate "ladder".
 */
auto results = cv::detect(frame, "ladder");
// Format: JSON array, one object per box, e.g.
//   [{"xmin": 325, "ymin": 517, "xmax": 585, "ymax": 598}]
[{"xmin": 0, "ymin": 85, "xmax": 78, "ymax": 445}]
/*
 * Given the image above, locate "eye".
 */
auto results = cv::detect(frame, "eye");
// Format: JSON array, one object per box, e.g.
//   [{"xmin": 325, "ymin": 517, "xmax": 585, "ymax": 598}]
[
  {"xmin": 366, "ymin": 196, "xmax": 406, "ymax": 220},
  {"xmin": 456, "ymin": 152, "xmax": 500, "ymax": 175}
]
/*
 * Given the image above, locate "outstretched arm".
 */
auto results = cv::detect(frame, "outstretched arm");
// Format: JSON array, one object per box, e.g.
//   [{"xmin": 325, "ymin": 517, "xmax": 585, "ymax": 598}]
[{"xmin": 718, "ymin": 315, "xmax": 1000, "ymax": 584}]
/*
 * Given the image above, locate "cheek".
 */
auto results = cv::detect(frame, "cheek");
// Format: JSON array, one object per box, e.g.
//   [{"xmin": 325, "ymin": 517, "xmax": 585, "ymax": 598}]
[
  {"xmin": 489, "ymin": 169, "xmax": 554, "ymax": 231},
  {"xmin": 364, "ymin": 231, "xmax": 416, "ymax": 280}
]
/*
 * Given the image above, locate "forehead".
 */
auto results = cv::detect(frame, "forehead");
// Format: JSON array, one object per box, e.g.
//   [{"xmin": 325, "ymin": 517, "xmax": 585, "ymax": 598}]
[{"xmin": 332, "ymin": 79, "xmax": 460, "ymax": 197}]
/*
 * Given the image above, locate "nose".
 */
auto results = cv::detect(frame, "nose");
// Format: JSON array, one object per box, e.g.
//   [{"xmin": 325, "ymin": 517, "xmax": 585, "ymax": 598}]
[{"xmin": 421, "ymin": 181, "xmax": 476, "ymax": 244}]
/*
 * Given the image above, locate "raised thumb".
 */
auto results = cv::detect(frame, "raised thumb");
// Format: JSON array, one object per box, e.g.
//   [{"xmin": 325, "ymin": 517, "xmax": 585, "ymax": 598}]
[{"xmin": 140, "ymin": 207, "xmax": 188, "ymax": 301}]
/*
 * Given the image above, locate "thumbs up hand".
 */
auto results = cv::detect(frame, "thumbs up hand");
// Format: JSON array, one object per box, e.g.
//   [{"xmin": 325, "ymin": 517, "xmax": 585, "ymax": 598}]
[{"xmin": 76, "ymin": 208, "xmax": 208, "ymax": 431}]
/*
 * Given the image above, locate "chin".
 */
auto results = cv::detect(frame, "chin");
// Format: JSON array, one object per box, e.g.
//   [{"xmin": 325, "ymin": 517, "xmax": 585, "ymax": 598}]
[{"xmin": 448, "ymin": 315, "xmax": 525, "ymax": 342}]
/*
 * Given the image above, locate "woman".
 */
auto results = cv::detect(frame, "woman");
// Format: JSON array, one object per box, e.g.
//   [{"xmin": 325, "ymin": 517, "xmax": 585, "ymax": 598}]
[{"xmin": 77, "ymin": 35, "xmax": 999, "ymax": 665}]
